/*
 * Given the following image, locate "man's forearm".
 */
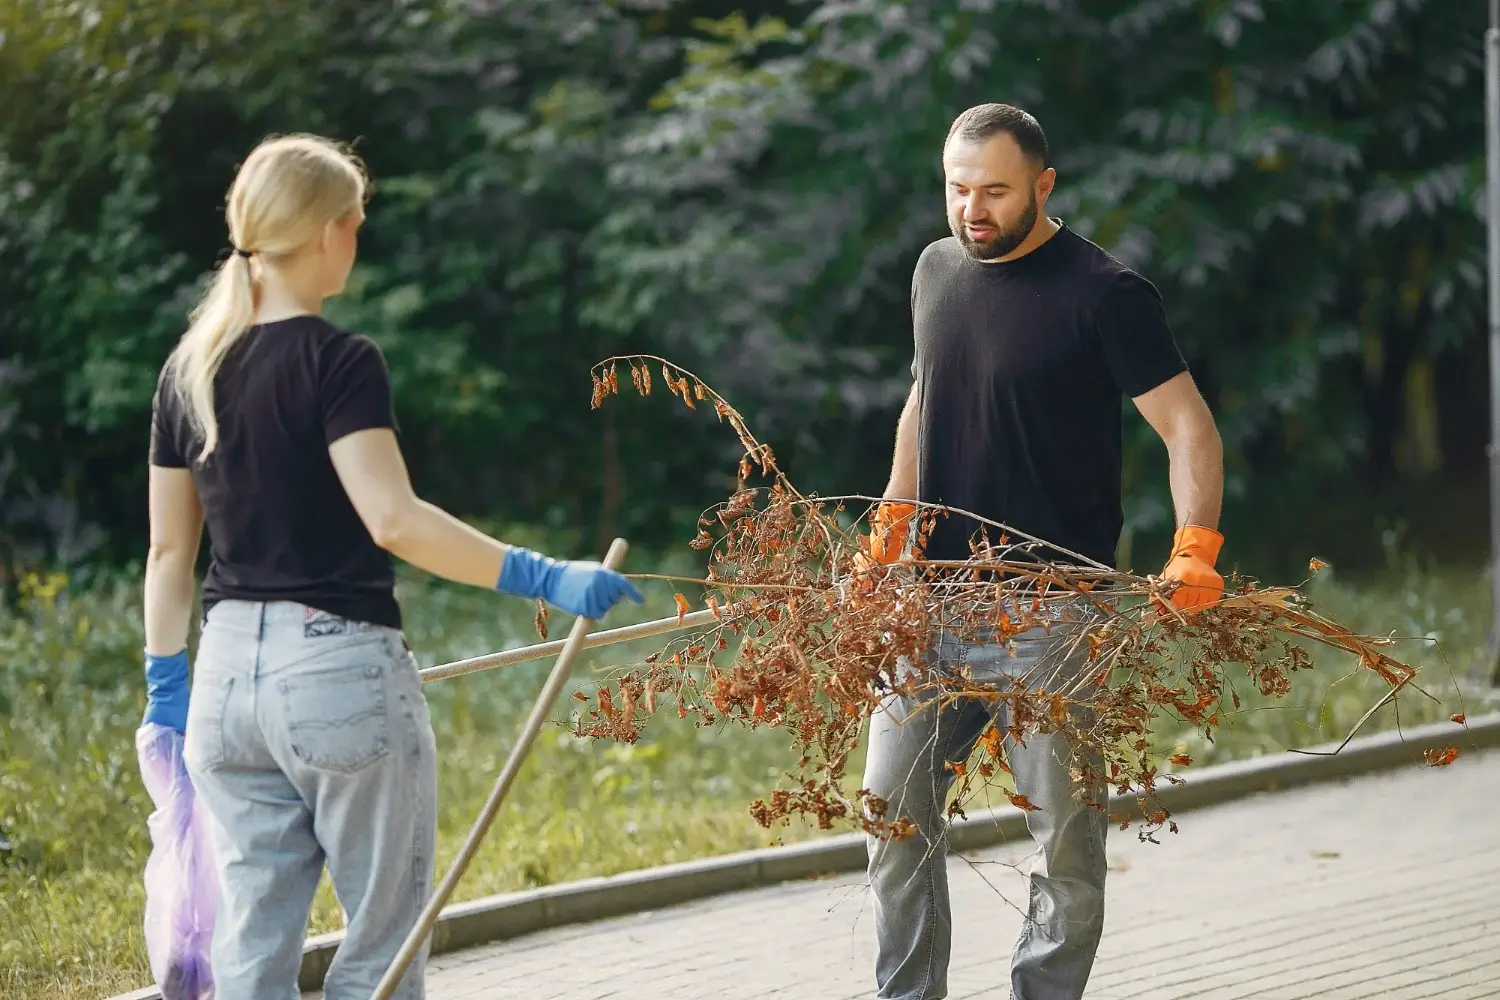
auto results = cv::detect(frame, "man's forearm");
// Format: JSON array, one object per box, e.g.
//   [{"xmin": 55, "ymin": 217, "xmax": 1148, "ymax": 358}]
[
  {"xmin": 884, "ymin": 386, "xmax": 919, "ymax": 499},
  {"xmin": 1166, "ymin": 421, "xmax": 1224, "ymax": 530}
]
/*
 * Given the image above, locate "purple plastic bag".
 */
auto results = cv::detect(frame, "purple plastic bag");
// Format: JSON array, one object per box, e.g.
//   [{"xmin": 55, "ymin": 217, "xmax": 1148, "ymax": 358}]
[{"xmin": 137, "ymin": 722, "xmax": 218, "ymax": 1000}]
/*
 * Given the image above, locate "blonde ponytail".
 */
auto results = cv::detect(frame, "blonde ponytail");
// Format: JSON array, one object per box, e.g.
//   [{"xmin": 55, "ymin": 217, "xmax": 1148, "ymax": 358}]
[
  {"xmin": 168, "ymin": 133, "xmax": 368, "ymax": 461},
  {"xmin": 172, "ymin": 252, "xmax": 259, "ymax": 459}
]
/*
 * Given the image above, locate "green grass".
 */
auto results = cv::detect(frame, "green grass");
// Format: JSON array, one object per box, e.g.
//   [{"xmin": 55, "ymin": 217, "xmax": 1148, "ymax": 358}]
[
  {"xmin": 1158, "ymin": 558, "xmax": 1488, "ymax": 766},
  {"xmin": 0, "ymin": 545, "xmax": 1489, "ymax": 1000}
]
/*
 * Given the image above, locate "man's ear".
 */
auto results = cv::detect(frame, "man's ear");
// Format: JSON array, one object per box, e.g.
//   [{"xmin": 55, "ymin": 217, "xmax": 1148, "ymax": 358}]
[{"xmin": 1036, "ymin": 166, "xmax": 1057, "ymax": 203}]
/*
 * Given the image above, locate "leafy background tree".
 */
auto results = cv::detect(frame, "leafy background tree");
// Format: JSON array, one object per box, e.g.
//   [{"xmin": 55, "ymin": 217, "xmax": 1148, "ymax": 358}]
[{"xmin": 0, "ymin": 0, "xmax": 1487, "ymax": 581}]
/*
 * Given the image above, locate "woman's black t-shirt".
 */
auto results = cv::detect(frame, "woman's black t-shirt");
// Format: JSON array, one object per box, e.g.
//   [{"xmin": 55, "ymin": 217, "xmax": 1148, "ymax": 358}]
[{"xmin": 150, "ymin": 316, "xmax": 403, "ymax": 629}]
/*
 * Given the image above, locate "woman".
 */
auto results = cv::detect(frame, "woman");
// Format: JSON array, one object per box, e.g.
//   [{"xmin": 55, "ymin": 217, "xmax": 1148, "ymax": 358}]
[{"xmin": 141, "ymin": 133, "xmax": 643, "ymax": 1000}]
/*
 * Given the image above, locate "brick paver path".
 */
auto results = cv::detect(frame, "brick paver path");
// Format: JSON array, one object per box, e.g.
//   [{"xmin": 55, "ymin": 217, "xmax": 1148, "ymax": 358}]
[{"xmin": 313, "ymin": 747, "xmax": 1500, "ymax": 999}]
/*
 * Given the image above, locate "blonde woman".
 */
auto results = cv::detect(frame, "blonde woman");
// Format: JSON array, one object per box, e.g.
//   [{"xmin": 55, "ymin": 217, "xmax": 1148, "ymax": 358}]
[{"xmin": 142, "ymin": 134, "xmax": 643, "ymax": 999}]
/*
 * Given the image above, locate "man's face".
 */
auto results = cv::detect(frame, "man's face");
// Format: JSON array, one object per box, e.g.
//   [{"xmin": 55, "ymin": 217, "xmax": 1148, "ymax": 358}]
[{"xmin": 943, "ymin": 132, "xmax": 1053, "ymax": 261}]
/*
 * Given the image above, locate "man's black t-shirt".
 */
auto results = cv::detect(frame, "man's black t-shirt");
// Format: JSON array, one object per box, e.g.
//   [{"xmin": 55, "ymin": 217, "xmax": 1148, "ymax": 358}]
[
  {"xmin": 150, "ymin": 316, "xmax": 403, "ymax": 629},
  {"xmin": 910, "ymin": 223, "xmax": 1187, "ymax": 568}
]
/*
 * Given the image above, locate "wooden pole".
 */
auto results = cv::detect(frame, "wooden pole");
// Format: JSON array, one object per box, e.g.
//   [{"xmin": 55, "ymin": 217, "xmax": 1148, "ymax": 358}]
[
  {"xmin": 418, "ymin": 606, "xmax": 720, "ymax": 684},
  {"xmin": 370, "ymin": 538, "xmax": 632, "ymax": 999}
]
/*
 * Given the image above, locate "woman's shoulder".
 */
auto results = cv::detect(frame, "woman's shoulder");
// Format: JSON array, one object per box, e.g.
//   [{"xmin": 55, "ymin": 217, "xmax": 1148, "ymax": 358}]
[
  {"xmin": 301, "ymin": 321, "xmax": 391, "ymax": 386},
  {"xmin": 267, "ymin": 314, "xmax": 365, "ymax": 345},
  {"xmin": 268, "ymin": 316, "xmax": 385, "ymax": 365}
]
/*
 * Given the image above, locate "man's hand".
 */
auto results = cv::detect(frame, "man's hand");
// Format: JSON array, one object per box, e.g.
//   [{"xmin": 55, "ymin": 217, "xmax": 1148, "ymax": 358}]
[
  {"xmin": 867, "ymin": 501, "xmax": 918, "ymax": 565},
  {"xmin": 846, "ymin": 502, "xmax": 919, "ymax": 597},
  {"xmin": 1158, "ymin": 524, "xmax": 1224, "ymax": 612}
]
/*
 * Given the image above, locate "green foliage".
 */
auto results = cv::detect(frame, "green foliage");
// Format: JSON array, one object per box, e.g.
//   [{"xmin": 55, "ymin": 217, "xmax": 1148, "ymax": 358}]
[
  {"xmin": 0, "ymin": 0, "xmax": 367, "ymax": 567},
  {"xmin": 0, "ymin": 573, "xmax": 149, "ymax": 874},
  {"xmin": 615, "ymin": 0, "xmax": 1486, "ymax": 544},
  {"xmin": 0, "ymin": 0, "xmax": 1487, "ymax": 575}
]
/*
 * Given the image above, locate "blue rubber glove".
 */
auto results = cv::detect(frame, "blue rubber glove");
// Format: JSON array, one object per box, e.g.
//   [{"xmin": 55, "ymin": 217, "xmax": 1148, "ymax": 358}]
[
  {"xmin": 497, "ymin": 547, "xmax": 645, "ymax": 620},
  {"xmin": 143, "ymin": 648, "xmax": 191, "ymax": 734}
]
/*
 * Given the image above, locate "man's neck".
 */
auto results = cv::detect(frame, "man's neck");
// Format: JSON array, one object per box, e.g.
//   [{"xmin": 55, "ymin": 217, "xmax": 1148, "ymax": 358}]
[{"xmin": 987, "ymin": 217, "xmax": 1062, "ymax": 264}]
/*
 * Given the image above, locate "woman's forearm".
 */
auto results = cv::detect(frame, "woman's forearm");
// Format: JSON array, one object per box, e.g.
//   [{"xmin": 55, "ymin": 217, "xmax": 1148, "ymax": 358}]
[
  {"xmin": 143, "ymin": 549, "xmax": 198, "ymax": 656},
  {"xmin": 380, "ymin": 499, "xmax": 510, "ymax": 590}
]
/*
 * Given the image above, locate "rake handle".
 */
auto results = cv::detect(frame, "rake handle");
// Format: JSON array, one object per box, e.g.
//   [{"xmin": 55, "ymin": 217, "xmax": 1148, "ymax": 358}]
[
  {"xmin": 418, "ymin": 604, "xmax": 721, "ymax": 684},
  {"xmin": 370, "ymin": 538, "xmax": 631, "ymax": 1000}
]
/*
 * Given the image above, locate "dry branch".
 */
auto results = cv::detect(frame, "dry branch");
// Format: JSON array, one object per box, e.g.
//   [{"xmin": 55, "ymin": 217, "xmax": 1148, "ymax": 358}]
[{"xmin": 582, "ymin": 355, "xmax": 1449, "ymax": 844}]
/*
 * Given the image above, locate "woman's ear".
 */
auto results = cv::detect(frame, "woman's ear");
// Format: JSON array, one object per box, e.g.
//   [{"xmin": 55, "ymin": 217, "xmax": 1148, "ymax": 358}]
[{"xmin": 317, "ymin": 218, "xmax": 336, "ymax": 254}]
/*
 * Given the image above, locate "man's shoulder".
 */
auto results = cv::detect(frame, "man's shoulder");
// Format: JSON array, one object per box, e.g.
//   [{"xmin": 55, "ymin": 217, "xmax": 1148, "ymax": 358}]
[
  {"xmin": 916, "ymin": 234, "xmax": 961, "ymax": 263},
  {"xmin": 917, "ymin": 235, "xmax": 961, "ymax": 258},
  {"xmin": 1050, "ymin": 226, "xmax": 1163, "ymax": 310},
  {"xmin": 912, "ymin": 236, "xmax": 966, "ymax": 286}
]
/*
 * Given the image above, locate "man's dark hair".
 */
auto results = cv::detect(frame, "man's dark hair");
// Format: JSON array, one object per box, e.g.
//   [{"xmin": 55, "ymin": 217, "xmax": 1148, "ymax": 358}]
[{"xmin": 945, "ymin": 103, "xmax": 1049, "ymax": 168}]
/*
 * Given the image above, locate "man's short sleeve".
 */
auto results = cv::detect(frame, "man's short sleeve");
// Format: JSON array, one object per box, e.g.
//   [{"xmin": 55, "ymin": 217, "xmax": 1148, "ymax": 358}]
[
  {"xmin": 1094, "ymin": 272, "xmax": 1189, "ymax": 398},
  {"xmin": 321, "ymin": 334, "xmax": 398, "ymax": 446},
  {"xmin": 909, "ymin": 245, "xmax": 929, "ymax": 381},
  {"xmin": 149, "ymin": 364, "xmax": 188, "ymax": 468}
]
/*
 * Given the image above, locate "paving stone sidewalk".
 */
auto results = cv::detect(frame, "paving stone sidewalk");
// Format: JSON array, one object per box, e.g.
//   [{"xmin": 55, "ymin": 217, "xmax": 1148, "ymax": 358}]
[{"xmin": 314, "ymin": 747, "xmax": 1500, "ymax": 999}]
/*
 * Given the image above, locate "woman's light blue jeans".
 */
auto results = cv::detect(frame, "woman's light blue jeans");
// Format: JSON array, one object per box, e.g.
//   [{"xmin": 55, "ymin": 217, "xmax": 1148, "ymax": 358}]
[
  {"xmin": 863, "ymin": 610, "xmax": 1109, "ymax": 1000},
  {"xmin": 183, "ymin": 600, "xmax": 438, "ymax": 1000}
]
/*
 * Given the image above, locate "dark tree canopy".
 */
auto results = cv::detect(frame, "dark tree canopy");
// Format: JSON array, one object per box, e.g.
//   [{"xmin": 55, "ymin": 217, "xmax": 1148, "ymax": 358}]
[{"xmin": 0, "ymin": 0, "xmax": 1485, "ymax": 580}]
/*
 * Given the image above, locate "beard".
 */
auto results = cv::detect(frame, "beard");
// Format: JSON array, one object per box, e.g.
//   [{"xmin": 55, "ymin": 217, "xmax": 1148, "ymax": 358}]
[{"xmin": 951, "ymin": 190, "xmax": 1039, "ymax": 261}]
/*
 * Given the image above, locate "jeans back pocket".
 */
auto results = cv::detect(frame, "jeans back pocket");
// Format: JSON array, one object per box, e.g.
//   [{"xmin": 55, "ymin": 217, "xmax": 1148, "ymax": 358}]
[
  {"xmin": 278, "ymin": 661, "xmax": 391, "ymax": 773},
  {"xmin": 183, "ymin": 674, "xmax": 235, "ymax": 774}
]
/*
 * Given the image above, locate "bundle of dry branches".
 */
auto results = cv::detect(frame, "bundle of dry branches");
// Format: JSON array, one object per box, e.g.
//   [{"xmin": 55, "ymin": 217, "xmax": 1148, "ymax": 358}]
[{"xmin": 582, "ymin": 355, "xmax": 1453, "ymax": 844}]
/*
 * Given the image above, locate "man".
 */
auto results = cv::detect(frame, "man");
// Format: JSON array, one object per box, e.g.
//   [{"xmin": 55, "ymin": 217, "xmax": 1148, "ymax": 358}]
[{"xmin": 862, "ymin": 104, "xmax": 1226, "ymax": 1000}]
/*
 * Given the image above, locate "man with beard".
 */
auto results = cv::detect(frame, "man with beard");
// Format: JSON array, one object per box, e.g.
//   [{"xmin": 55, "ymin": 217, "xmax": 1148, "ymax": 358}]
[{"xmin": 861, "ymin": 104, "xmax": 1226, "ymax": 999}]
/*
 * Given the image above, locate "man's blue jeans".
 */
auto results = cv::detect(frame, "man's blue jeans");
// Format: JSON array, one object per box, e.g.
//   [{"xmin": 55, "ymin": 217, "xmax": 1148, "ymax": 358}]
[
  {"xmin": 863, "ymin": 611, "xmax": 1109, "ymax": 999},
  {"xmin": 183, "ymin": 600, "xmax": 438, "ymax": 1000}
]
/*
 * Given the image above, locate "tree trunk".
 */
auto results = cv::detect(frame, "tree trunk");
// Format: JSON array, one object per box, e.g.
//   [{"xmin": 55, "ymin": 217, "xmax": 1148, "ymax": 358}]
[{"xmin": 596, "ymin": 407, "xmax": 620, "ymax": 558}]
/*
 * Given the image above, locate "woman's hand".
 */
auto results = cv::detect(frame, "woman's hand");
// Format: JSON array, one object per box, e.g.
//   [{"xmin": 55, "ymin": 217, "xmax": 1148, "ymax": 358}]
[{"xmin": 497, "ymin": 548, "xmax": 644, "ymax": 620}]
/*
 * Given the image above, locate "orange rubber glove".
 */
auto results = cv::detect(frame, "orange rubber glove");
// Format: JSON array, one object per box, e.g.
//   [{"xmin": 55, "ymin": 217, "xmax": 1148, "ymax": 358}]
[
  {"xmin": 867, "ymin": 502, "xmax": 918, "ymax": 565},
  {"xmin": 1158, "ymin": 524, "xmax": 1224, "ymax": 612}
]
